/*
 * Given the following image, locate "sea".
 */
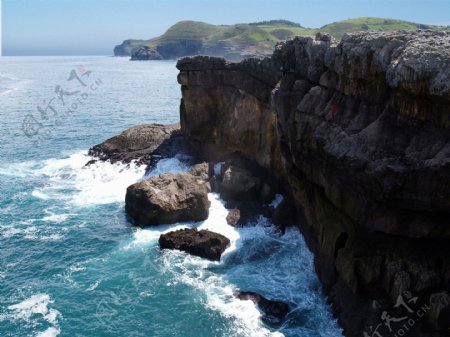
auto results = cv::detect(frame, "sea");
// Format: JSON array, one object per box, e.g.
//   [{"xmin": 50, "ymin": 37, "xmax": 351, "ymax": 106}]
[{"xmin": 0, "ymin": 56, "xmax": 343, "ymax": 337}]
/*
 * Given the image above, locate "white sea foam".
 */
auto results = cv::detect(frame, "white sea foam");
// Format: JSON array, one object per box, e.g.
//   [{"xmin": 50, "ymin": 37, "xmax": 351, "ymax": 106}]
[
  {"xmin": 7, "ymin": 294, "xmax": 61, "ymax": 337},
  {"xmin": 161, "ymin": 249, "xmax": 284, "ymax": 337},
  {"xmin": 2, "ymin": 151, "xmax": 185, "ymax": 209},
  {"xmin": 0, "ymin": 222, "xmax": 66, "ymax": 241},
  {"xmin": 198, "ymin": 193, "xmax": 240, "ymax": 254},
  {"xmin": 124, "ymin": 223, "xmax": 189, "ymax": 250},
  {"xmin": 269, "ymin": 194, "xmax": 284, "ymax": 208},
  {"xmin": 1, "ymin": 225, "xmax": 38, "ymax": 238},
  {"xmin": 0, "ymin": 160, "xmax": 40, "ymax": 178},
  {"xmin": 2, "ymin": 150, "xmax": 145, "ymax": 207},
  {"xmin": 8, "ymin": 294, "xmax": 55, "ymax": 321},
  {"xmin": 35, "ymin": 327, "xmax": 61, "ymax": 337},
  {"xmin": 29, "ymin": 233, "xmax": 64, "ymax": 241},
  {"xmin": 86, "ymin": 279, "xmax": 101, "ymax": 292},
  {"xmin": 41, "ymin": 211, "xmax": 77, "ymax": 223},
  {"xmin": 213, "ymin": 162, "xmax": 224, "ymax": 176},
  {"xmin": 143, "ymin": 155, "xmax": 191, "ymax": 177},
  {"xmin": 32, "ymin": 190, "xmax": 51, "ymax": 200},
  {"xmin": 34, "ymin": 151, "xmax": 145, "ymax": 206}
]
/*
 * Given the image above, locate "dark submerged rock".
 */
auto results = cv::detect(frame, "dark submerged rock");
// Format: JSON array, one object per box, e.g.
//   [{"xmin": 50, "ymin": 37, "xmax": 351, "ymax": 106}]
[
  {"xmin": 235, "ymin": 291, "xmax": 289, "ymax": 323},
  {"xmin": 220, "ymin": 166, "xmax": 261, "ymax": 201},
  {"xmin": 159, "ymin": 228, "xmax": 230, "ymax": 261},
  {"xmin": 271, "ymin": 197, "xmax": 296, "ymax": 230},
  {"xmin": 224, "ymin": 200, "xmax": 272, "ymax": 227}
]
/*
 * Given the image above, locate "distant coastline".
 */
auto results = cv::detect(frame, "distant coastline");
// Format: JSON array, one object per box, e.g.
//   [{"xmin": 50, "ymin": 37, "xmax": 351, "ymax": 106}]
[{"xmin": 113, "ymin": 17, "xmax": 450, "ymax": 61}]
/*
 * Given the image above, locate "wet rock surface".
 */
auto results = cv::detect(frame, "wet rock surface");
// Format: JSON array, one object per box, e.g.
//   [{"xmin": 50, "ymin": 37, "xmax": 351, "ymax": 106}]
[{"xmin": 159, "ymin": 228, "xmax": 230, "ymax": 261}]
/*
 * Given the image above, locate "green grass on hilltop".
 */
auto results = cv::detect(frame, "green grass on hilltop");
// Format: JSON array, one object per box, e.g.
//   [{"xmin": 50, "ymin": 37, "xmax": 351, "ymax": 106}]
[
  {"xmin": 160, "ymin": 21, "xmax": 224, "ymax": 40},
  {"xmin": 320, "ymin": 17, "xmax": 438, "ymax": 39}
]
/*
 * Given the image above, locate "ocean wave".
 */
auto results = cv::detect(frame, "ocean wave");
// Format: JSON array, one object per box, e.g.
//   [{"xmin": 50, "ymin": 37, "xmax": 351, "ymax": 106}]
[
  {"xmin": 37, "ymin": 151, "xmax": 145, "ymax": 206},
  {"xmin": 0, "ymin": 221, "xmax": 66, "ymax": 242},
  {"xmin": 4, "ymin": 151, "xmax": 146, "ymax": 207},
  {"xmin": 41, "ymin": 209, "xmax": 78, "ymax": 223},
  {"xmin": 7, "ymin": 294, "xmax": 61, "ymax": 337},
  {"xmin": 160, "ymin": 246, "xmax": 283, "ymax": 337},
  {"xmin": 128, "ymin": 191, "xmax": 282, "ymax": 336},
  {"xmin": 36, "ymin": 327, "xmax": 61, "ymax": 337},
  {"xmin": 143, "ymin": 155, "xmax": 191, "ymax": 177},
  {"xmin": 118, "ymin": 156, "xmax": 341, "ymax": 336}
]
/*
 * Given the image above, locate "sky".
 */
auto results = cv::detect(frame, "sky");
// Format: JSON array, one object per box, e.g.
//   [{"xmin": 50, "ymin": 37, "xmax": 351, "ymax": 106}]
[{"xmin": 2, "ymin": 0, "xmax": 450, "ymax": 56}]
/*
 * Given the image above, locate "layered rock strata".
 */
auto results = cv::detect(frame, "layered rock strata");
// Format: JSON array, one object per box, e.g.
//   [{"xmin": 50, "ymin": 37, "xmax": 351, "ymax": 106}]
[{"xmin": 177, "ymin": 30, "xmax": 450, "ymax": 337}]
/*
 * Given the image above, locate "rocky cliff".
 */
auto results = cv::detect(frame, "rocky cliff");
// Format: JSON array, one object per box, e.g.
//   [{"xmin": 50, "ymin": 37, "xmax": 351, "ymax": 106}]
[{"xmin": 177, "ymin": 30, "xmax": 450, "ymax": 337}]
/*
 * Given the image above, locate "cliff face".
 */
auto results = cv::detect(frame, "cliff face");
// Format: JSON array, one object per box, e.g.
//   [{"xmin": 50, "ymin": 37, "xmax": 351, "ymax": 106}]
[
  {"xmin": 177, "ymin": 30, "xmax": 450, "ymax": 337},
  {"xmin": 114, "ymin": 39, "xmax": 147, "ymax": 57}
]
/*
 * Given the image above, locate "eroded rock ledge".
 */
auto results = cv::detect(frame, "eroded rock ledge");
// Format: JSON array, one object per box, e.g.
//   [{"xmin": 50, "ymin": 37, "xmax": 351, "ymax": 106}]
[
  {"xmin": 177, "ymin": 30, "xmax": 450, "ymax": 337},
  {"xmin": 88, "ymin": 123, "xmax": 187, "ymax": 166}
]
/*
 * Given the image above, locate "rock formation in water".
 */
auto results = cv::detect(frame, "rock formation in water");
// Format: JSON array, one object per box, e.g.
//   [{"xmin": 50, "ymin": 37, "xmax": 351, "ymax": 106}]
[
  {"xmin": 87, "ymin": 123, "xmax": 187, "ymax": 167},
  {"xmin": 125, "ymin": 167, "xmax": 211, "ymax": 226},
  {"xmin": 159, "ymin": 228, "xmax": 230, "ymax": 261},
  {"xmin": 177, "ymin": 30, "xmax": 450, "ymax": 337},
  {"xmin": 234, "ymin": 291, "xmax": 290, "ymax": 324}
]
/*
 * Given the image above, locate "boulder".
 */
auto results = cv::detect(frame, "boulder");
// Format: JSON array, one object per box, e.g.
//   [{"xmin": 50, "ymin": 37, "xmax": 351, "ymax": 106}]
[
  {"xmin": 159, "ymin": 228, "xmax": 230, "ymax": 261},
  {"xmin": 224, "ymin": 200, "xmax": 271, "ymax": 227},
  {"xmin": 125, "ymin": 172, "xmax": 210, "ymax": 226},
  {"xmin": 88, "ymin": 123, "xmax": 184, "ymax": 166},
  {"xmin": 189, "ymin": 162, "xmax": 212, "ymax": 182},
  {"xmin": 220, "ymin": 166, "xmax": 260, "ymax": 201},
  {"xmin": 226, "ymin": 208, "xmax": 241, "ymax": 227},
  {"xmin": 235, "ymin": 291, "xmax": 289, "ymax": 323}
]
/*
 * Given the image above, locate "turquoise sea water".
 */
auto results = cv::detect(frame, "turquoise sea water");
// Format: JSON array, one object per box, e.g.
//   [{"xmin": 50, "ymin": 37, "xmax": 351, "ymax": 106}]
[{"xmin": 0, "ymin": 57, "xmax": 343, "ymax": 337}]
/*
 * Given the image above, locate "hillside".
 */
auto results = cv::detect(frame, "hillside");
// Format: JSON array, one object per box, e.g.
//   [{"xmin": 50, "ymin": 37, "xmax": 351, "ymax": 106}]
[
  {"xmin": 319, "ymin": 17, "xmax": 437, "ymax": 38},
  {"xmin": 114, "ymin": 18, "xmax": 449, "ymax": 60}
]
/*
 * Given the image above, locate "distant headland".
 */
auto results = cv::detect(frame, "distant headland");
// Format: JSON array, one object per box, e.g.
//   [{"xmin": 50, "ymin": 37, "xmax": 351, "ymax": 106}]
[{"xmin": 113, "ymin": 17, "xmax": 450, "ymax": 61}]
